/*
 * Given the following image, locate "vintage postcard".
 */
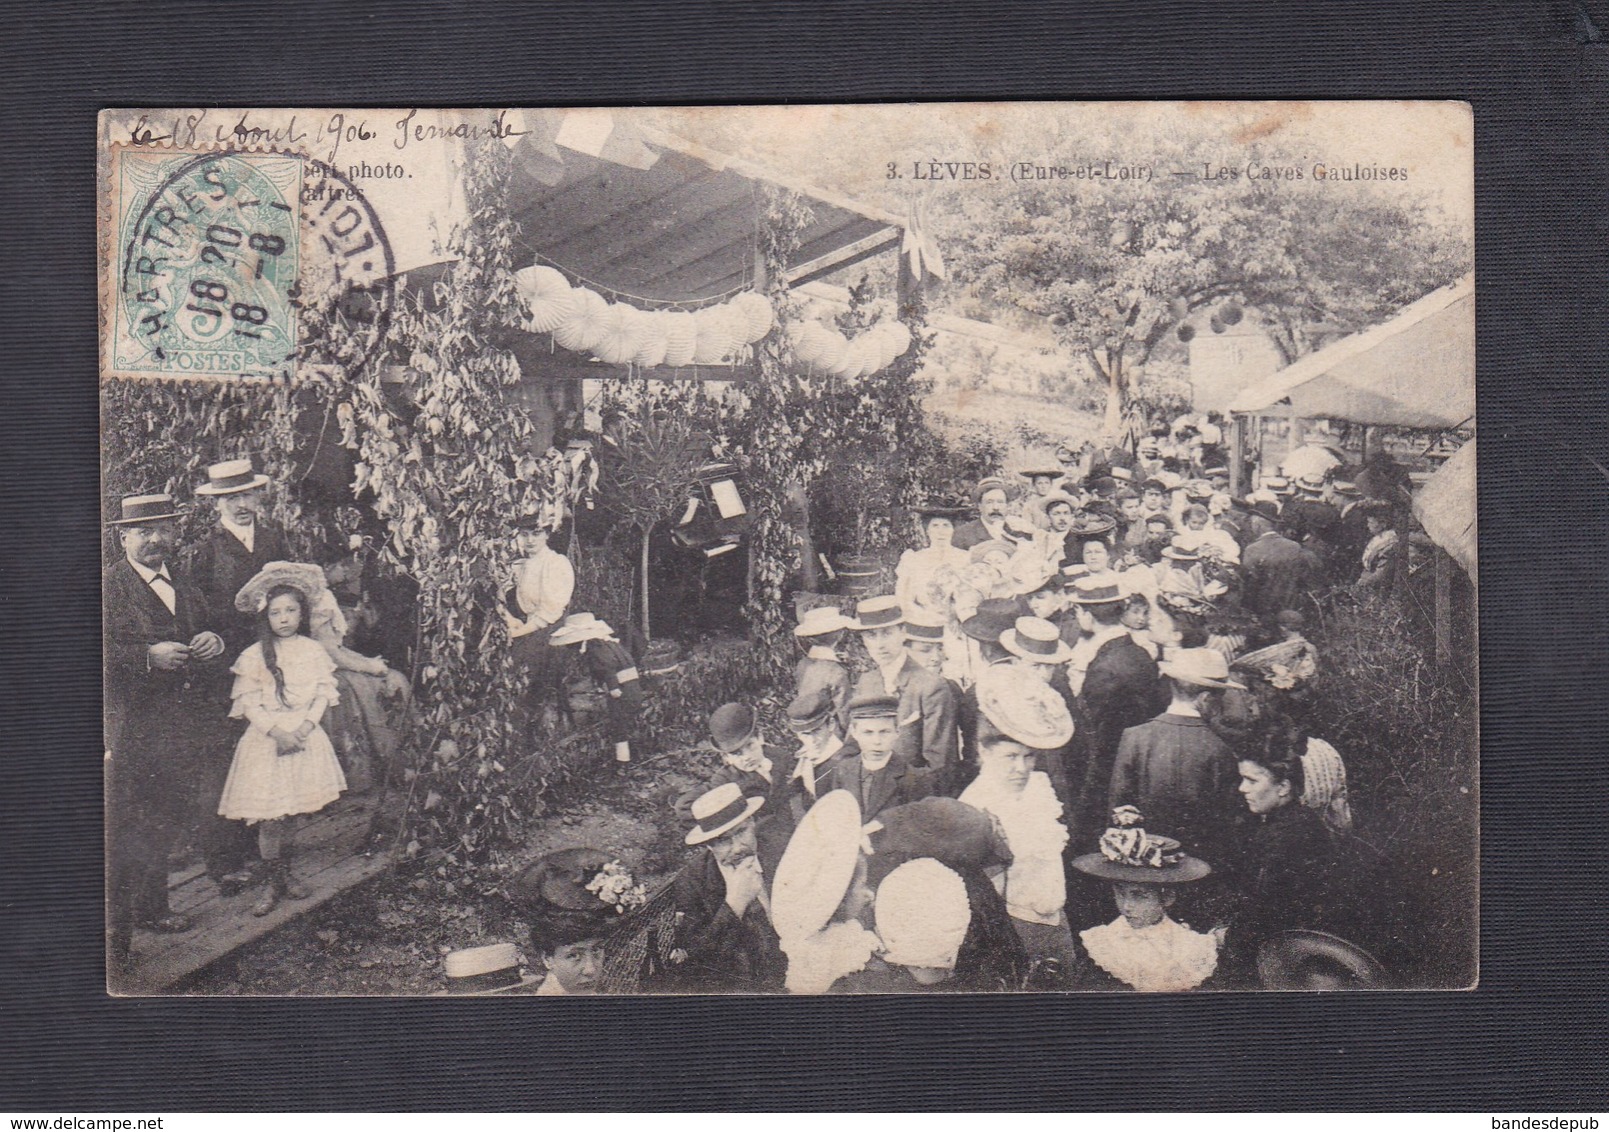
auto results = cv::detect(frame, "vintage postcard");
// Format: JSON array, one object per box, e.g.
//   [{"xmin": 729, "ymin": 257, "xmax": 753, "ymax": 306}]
[{"xmin": 97, "ymin": 103, "xmax": 1475, "ymax": 995}]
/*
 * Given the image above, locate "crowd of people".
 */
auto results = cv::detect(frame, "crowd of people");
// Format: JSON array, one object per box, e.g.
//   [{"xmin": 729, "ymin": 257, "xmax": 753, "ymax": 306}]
[
  {"xmin": 500, "ymin": 416, "xmax": 1410, "ymax": 995},
  {"xmin": 107, "ymin": 416, "xmax": 1412, "ymax": 993}
]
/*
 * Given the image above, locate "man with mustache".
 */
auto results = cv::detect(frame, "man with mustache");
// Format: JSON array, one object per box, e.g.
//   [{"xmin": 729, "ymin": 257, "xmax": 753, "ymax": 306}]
[
  {"xmin": 103, "ymin": 494, "xmax": 227, "ymax": 978},
  {"xmin": 951, "ymin": 477, "xmax": 1014, "ymax": 551},
  {"xmin": 187, "ymin": 459, "xmax": 291, "ymax": 895},
  {"xmin": 653, "ymin": 782, "xmax": 782, "ymax": 993}
]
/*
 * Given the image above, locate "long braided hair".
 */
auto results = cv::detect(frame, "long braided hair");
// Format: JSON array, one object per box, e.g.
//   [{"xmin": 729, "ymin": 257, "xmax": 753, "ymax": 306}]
[{"xmin": 256, "ymin": 583, "xmax": 308, "ymax": 709}]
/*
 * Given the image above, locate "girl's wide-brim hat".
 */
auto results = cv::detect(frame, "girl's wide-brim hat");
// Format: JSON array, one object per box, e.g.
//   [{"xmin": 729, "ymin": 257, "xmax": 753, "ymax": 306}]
[
  {"xmin": 234, "ymin": 561, "xmax": 329, "ymax": 614},
  {"xmin": 770, "ymin": 790, "xmax": 865, "ymax": 945},
  {"xmin": 195, "ymin": 457, "xmax": 271, "ymax": 496},
  {"xmin": 793, "ymin": 605, "xmax": 853, "ymax": 638},
  {"xmin": 509, "ymin": 846, "xmax": 639, "ymax": 949},
  {"xmin": 549, "ymin": 612, "xmax": 615, "ymax": 646},
  {"xmin": 976, "ymin": 663, "xmax": 1075, "ymax": 749},
  {"xmin": 1071, "ymin": 850, "xmax": 1211, "ymax": 885},
  {"xmin": 915, "ymin": 498, "xmax": 972, "ymax": 520},
  {"xmin": 960, "ymin": 598, "xmax": 1024, "ymax": 643},
  {"xmin": 1018, "ymin": 465, "xmax": 1065, "ymax": 481}
]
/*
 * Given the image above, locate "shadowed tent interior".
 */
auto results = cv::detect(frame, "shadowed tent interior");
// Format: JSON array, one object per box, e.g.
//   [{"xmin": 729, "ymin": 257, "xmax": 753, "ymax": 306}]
[
  {"xmin": 1229, "ymin": 273, "xmax": 1475, "ymax": 429},
  {"xmin": 505, "ymin": 113, "xmax": 908, "ymax": 303}
]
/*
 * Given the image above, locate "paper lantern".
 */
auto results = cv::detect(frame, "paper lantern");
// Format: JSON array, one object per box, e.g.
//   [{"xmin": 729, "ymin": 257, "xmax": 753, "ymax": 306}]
[
  {"xmin": 813, "ymin": 328, "xmax": 849, "ymax": 374},
  {"xmin": 788, "ymin": 320, "xmax": 827, "ymax": 366},
  {"xmin": 630, "ymin": 311, "xmax": 670, "ymax": 368},
  {"xmin": 693, "ymin": 305, "xmax": 743, "ymax": 364},
  {"xmin": 880, "ymin": 320, "xmax": 913, "ymax": 359},
  {"xmin": 839, "ymin": 335, "xmax": 879, "ymax": 379},
  {"xmin": 516, "ymin": 265, "xmax": 579, "ymax": 334},
  {"xmin": 552, "ymin": 288, "xmax": 610, "ymax": 353},
  {"xmin": 661, "ymin": 311, "xmax": 698, "ymax": 368},
  {"xmin": 593, "ymin": 303, "xmax": 648, "ymax": 364},
  {"xmin": 730, "ymin": 291, "xmax": 774, "ymax": 343}
]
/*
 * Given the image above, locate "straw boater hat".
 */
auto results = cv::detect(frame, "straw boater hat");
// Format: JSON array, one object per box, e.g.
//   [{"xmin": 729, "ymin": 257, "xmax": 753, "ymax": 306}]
[
  {"xmin": 234, "ymin": 560, "xmax": 329, "ymax": 614},
  {"xmin": 875, "ymin": 858, "xmax": 971, "ymax": 972},
  {"xmin": 684, "ymin": 781, "xmax": 765, "ymax": 846},
  {"xmin": 548, "ymin": 611, "xmax": 616, "ymax": 647},
  {"xmin": 1261, "ymin": 474, "xmax": 1294, "ymax": 496},
  {"xmin": 439, "ymin": 941, "xmax": 540, "ymax": 995},
  {"xmin": 1257, "ymin": 930, "xmax": 1388, "ymax": 991},
  {"xmin": 1295, "ymin": 472, "xmax": 1328, "ymax": 494},
  {"xmin": 794, "ymin": 605, "xmax": 853, "ymax": 638},
  {"xmin": 847, "ymin": 594, "xmax": 902, "ymax": 631},
  {"xmin": 976, "ymin": 662, "xmax": 1076, "ymax": 750},
  {"xmin": 708, "ymin": 702, "xmax": 758, "ymax": 753},
  {"xmin": 1018, "ymin": 464, "xmax": 1065, "ymax": 481},
  {"xmin": 1035, "ymin": 490, "xmax": 1079, "ymax": 519},
  {"xmin": 1159, "ymin": 647, "xmax": 1246, "ymax": 691},
  {"xmin": 1183, "ymin": 479, "xmax": 1215, "ymax": 501},
  {"xmin": 1071, "ymin": 806, "xmax": 1212, "ymax": 884},
  {"xmin": 999, "ymin": 616, "xmax": 1076, "ymax": 664},
  {"xmin": 195, "ymin": 457, "xmax": 270, "ymax": 496},
  {"xmin": 1160, "ymin": 539, "xmax": 1202, "ymax": 563},
  {"xmin": 902, "ymin": 611, "xmax": 947, "ymax": 644},
  {"xmin": 1066, "ymin": 578, "xmax": 1125, "ymax": 606},
  {"xmin": 971, "ymin": 476, "xmax": 1010, "ymax": 504},
  {"xmin": 107, "ymin": 493, "xmax": 180, "ymax": 526},
  {"xmin": 770, "ymin": 790, "xmax": 865, "ymax": 946}
]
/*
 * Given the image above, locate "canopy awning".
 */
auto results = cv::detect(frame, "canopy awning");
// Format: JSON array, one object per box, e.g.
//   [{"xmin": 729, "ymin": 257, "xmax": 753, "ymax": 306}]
[
  {"xmin": 1228, "ymin": 274, "xmax": 1474, "ymax": 429},
  {"xmin": 1412, "ymin": 438, "xmax": 1476, "ymax": 584},
  {"xmin": 505, "ymin": 113, "xmax": 907, "ymax": 305}
]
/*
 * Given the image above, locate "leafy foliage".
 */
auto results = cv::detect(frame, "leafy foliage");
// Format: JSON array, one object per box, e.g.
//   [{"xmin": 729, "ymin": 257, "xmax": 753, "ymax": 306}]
[{"xmin": 943, "ymin": 135, "xmax": 1470, "ymax": 429}]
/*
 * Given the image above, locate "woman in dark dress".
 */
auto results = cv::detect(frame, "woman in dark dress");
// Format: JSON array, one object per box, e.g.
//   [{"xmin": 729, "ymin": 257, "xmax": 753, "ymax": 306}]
[{"xmin": 1221, "ymin": 725, "xmax": 1370, "ymax": 984}]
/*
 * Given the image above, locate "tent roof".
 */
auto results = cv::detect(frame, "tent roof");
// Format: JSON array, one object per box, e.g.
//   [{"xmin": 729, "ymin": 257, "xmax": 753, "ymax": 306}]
[
  {"xmin": 1228, "ymin": 274, "xmax": 1474, "ymax": 428},
  {"xmin": 1412, "ymin": 438, "xmax": 1476, "ymax": 583},
  {"xmin": 506, "ymin": 115, "xmax": 905, "ymax": 305}
]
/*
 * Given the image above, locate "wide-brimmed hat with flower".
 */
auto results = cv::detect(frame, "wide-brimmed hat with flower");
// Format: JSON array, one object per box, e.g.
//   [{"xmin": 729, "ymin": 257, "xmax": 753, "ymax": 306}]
[
  {"xmin": 1256, "ymin": 929, "xmax": 1388, "ymax": 990},
  {"xmin": 509, "ymin": 846, "xmax": 648, "ymax": 952},
  {"xmin": 976, "ymin": 662, "xmax": 1075, "ymax": 750},
  {"xmin": 234, "ymin": 561, "xmax": 330, "ymax": 614},
  {"xmin": 1071, "ymin": 806, "xmax": 1211, "ymax": 884}
]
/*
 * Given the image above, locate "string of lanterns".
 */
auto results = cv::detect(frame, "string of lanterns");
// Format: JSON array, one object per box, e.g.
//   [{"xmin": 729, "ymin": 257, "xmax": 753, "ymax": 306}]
[{"xmin": 513, "ymin": 263, "xmax": 912, "ymax": 376}]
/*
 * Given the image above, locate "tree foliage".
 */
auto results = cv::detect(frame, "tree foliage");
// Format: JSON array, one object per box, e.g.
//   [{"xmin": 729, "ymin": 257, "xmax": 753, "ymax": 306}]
[{"xmin": 942, "ymin": 137, "xmax": 1471, "ymax": 429}]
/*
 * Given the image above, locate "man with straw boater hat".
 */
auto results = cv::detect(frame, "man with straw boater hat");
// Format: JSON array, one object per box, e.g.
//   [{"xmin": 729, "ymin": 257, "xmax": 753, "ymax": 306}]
[
  {"xmin": 1109, "ymin": 648, "xmax": 1246, "ymax": 882},
  {"xmin": 791, "ymin": 604, "xmax": 854, "ymax": 736},
  {"xmin": 652, "ymin": 782, "xmax": 781, "ymax": 992},
  {"xmin": 846, "ymin": 595, "xmax": 958, "ymax": 785},
  {"xmin": 188, "ymin": 457, "xmax": 289, "ymax": 895},
  {"xmin": 103, "ymin": 493, "xmax": 228, "ymax": 974}
]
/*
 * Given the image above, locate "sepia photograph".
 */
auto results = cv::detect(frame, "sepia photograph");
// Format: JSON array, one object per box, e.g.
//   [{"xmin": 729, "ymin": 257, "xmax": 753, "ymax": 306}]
[{"xmin": 97, "ymin": 102, "xmax": 1476, "ymax": 996}]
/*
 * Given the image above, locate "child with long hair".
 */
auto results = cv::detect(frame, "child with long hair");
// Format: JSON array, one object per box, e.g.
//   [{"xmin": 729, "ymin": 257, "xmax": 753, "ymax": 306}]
[{"xmin": 218, "ymin": 574, "xmax": 347, "ymax": 916}]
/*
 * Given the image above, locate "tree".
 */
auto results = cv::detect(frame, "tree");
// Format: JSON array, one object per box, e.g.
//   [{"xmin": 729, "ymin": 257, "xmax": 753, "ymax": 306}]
[{"xmin": 943, "ymin": 140, "xmax": 1470, "ymax": 431}]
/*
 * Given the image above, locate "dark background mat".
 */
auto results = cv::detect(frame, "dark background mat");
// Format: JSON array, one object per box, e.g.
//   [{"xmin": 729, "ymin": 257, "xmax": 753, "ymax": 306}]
[{"xmin": 2, "ymin": 0, "xmax": 1606, "ymax": 1111}]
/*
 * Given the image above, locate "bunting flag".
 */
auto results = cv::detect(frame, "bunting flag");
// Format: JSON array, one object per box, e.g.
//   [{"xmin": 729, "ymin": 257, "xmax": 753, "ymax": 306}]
[{"xmin": 902, "ymin": 194, "xmax": 948, "ymax": 285}]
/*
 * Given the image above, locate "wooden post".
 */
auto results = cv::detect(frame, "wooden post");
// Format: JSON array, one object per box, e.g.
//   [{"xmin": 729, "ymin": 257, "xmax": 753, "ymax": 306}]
[
  {"xmin": 1229, "ymin": 415, "xmax": 1245, "ymax": 497},
  {"xmin": 1434, "ymin": 546, "xmax": 1453, "ymax": 665}
]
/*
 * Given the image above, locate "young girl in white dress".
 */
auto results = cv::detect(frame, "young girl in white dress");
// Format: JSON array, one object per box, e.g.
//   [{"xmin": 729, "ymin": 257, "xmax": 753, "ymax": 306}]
[{"xmin": 218, "ymin": 574, "xmax": 347, "ymax": 917}]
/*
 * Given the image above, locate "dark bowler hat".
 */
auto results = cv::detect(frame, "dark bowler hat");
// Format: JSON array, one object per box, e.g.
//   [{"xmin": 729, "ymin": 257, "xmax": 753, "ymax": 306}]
[
  {"xmin": 1250, "ymin": 499, "xmax": 1281, "ymax": 523},
  {"xmin": 107, "ymin": 493, "xmax": 180, "ymax": 526},
  {"xmin": 845, "ymin": 692, "xmax": 899, "ymax": 721},
  {"xmin": 961, "ymin": 598, "xmax": 1022, "ymax": 643},
  {"xmin": 709, "ymin": 702, "xmax": 758, "ymax": 752}
]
